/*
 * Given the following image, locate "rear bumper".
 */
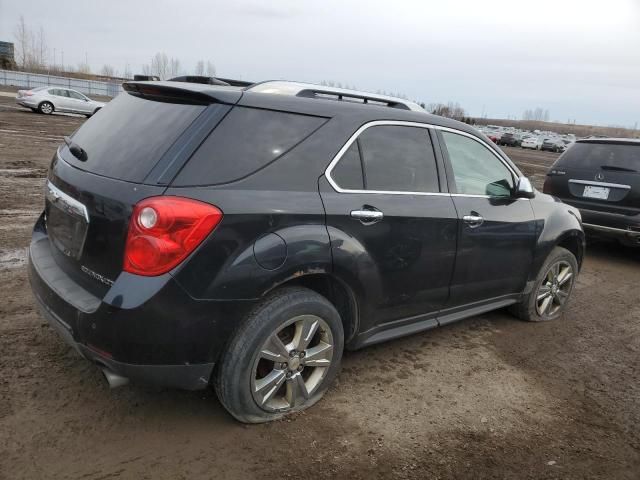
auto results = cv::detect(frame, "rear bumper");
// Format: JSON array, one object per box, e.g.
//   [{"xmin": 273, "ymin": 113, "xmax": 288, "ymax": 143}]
[
  {"xmin": 574, "ymin": 207, "xmax": 640, "ymax": 244},
  {"xmin": 16, "ymin": 98, "xmax": 37, "ymax": 108},
  {"xmin": 32, "ymin": 292, "xmax": 214, "ymax": 390},
  {"xmin": 28, "ymin": 213, "xmax": 255, "ymax": 390}
]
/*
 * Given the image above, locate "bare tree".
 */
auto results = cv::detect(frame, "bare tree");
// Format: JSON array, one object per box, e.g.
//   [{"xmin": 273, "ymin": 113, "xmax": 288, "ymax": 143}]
[
  {"xmin": 101, "ymin": 64, "xmax": 115, "ymax": 77},
  {"xmin": 428, "ymin": 101, "xmax": 466, "ymax": 120},
  {"xmin": 195, "ymin": 60, "xmax": 205, "ymax": 76},
  {"xmin": 151, "ymin": 52, "xmax": 169, "ymax": 79},
  {"xmin": 206, "ymin": 61, "xmax": 216, "ymax": 77},
  {"xmin": 142, "ymin": 63, "xmax": 152, "ymax": 76},
  {"xmin": 77, "ymin": 61, "xmax": 91, "ymax": 74},
  {"xmin": 123, "ymin": 63, "xmax": 132, "ymax": 79},
  {"xmin": 169, "ymin": 57, "xmax": 181, "ymax": 78},
  {"xmin": 13, "ymin": 16, "xmax": 31, "ymax": 68}
]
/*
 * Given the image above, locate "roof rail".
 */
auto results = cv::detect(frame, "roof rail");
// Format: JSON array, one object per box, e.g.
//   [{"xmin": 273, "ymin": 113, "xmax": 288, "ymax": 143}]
[{"xmin": 247, "ymin": 81, "xmax": 425, "ymax": 112}]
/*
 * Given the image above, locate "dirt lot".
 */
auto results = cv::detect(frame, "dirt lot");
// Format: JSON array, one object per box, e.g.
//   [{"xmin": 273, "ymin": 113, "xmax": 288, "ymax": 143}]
[{"xmin": 1, "ymin": 89, "xmax": 639, "ymax": 479}]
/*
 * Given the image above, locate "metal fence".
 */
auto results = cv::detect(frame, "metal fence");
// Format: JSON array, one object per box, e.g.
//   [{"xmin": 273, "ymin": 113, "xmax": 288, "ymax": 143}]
[{"xmin": 0, "ymin": 69, "xmax": 122, "ymax": 97}]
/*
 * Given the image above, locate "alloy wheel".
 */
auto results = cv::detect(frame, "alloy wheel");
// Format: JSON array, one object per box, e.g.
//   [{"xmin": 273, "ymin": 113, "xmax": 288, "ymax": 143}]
[
  {"xmin": 251, "ymin": 314, "xmax": 334, "ymax": 412},
  {"xmin": 535, "ymin": 260, "xmax": 574, "ymax": 317},
  {"xmin": 41, "ymin": 103, "xmax": 53, "ymax": 114}
]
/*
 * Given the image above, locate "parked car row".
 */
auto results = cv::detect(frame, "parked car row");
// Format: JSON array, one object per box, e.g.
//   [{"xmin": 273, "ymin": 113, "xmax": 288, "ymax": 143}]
[{"xmin": 477, "ymin": 125, "xmax": 576, "ymax": 153}]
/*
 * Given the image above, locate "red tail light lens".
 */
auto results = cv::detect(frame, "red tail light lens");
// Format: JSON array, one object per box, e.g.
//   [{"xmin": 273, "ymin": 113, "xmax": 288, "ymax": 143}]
[
  {"xmin": 123, "ymin": 196, "xmax": 223, "ymax": 276},
  {"xmin": 24, "ymin": 91, "xmax": 33, "ymax": 96}
]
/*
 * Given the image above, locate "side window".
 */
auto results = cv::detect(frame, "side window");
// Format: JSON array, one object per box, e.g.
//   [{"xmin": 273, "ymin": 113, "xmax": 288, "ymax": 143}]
[
  {"xmin": 441, "ymin": 131, "xmax": 514, "ymax": 197},
  {"xmin": 173, "ymin": 107, "xmax": 326, "ymax": 186},
  {"xmin": 331, "ymin": 141, "xmax": 364, "ymax": 190},
  {"xmin": 68, "ymin": 90, "xmax": 85, "ymax": 100},
  {"xmin": 358, "ymin": 125, "xmax": 439, "ymax": 193},
  {"xmin": 49, "ymin": 89, "xmax": 59, "ymax": 96}
]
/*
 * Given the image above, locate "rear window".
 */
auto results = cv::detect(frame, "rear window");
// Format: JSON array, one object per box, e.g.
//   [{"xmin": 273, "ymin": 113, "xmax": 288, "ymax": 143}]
[
  {"xmin": 557, "ymin": 143, "xmax": 640, "ymax": 171},
  {"xmin": 65, "ymin": 92, "xmax": 206, "ymax": 182},
  {"xmin": 172, "ymin": 107, "xmax": 326, "ymax": 186}
]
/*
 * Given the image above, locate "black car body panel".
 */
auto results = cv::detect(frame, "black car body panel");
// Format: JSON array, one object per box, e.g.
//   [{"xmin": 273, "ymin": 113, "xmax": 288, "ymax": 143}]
[
  {"xmin": 544, "ymin": 139, "xmax": 640, "ymax": 245},
  {"xmin": 29, "ymin": 81, "xmax": 585, "ymax": 390}
]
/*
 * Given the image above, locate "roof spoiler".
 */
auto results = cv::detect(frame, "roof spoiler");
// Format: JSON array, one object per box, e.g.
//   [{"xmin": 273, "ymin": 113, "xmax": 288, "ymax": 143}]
[{"xmin": 122, "ymin": 81, "xmax": 242, "ymax": 105}]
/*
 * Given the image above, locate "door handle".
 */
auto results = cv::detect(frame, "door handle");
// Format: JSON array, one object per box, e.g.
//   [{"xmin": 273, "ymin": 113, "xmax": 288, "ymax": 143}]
[
  {"xmin": 462, "ymin": 213, "xmax": 484, "ymax": 228},
  {"xmin": 350, "ymin": 209, "xmax": 383, "ymax": 224}
]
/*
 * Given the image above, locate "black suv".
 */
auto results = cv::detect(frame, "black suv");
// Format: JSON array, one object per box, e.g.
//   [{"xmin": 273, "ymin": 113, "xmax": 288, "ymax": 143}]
[
  {"xmin": 29, "ymin": 80, "xmax": 585, "ymax": 423},
  {"xmin": 544, "ymin": 138, "xmax": 640, "ymax": 246}
]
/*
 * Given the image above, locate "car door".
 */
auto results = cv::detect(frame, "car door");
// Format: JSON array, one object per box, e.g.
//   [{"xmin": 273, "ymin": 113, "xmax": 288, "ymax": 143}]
[
  {"xmin": 319, "ymin": 123, "xmax": 458, "ymax": 336},
  {"xmin": 437, "ymin": 129, "xmax": 537, "ymax": 316},
  {"xmin": 67, "ymin": 90, "xmax": 90, "ymax": 113},
  {"xmin": 52, "ymin": 89, "xmax": 72, "ymax": 112}
]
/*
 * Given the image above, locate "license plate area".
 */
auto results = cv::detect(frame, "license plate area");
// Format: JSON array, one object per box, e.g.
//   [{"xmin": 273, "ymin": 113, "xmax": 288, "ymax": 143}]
[
  {"xmin": 45, "ymin": 181, "xmax": 89, "ymax": 260},
  {"xmin": 583, "ymin": 185, "xmax": 610, "ymax": 200}
]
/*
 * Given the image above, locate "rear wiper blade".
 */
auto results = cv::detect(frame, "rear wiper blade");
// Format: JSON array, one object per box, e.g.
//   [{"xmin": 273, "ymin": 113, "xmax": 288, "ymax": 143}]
[
  {"xmin": 63, "ymin": 136, "xmax": 87, "ymax": 162},
  {"xmin": 600, "ymin": 165, "xmax": 637, "ymax": 173}
]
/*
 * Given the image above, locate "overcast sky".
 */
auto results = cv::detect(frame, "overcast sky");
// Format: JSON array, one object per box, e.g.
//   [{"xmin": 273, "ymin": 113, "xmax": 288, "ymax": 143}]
[{"xmin": 1, "ymin": 0, "xmax": 639, "ymax": 126}]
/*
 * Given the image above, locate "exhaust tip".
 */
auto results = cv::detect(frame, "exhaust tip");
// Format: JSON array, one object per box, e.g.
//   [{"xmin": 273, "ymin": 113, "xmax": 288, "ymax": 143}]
[{"xmin": 101, "ymin": 367, "xmax": 129, "ymax": 389}]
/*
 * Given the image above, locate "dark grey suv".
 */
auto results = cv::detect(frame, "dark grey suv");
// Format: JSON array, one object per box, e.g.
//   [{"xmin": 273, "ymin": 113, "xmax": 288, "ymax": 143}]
[{"xmin": 544, "ymin": 138, "xmax": 640, "ymax": 246}]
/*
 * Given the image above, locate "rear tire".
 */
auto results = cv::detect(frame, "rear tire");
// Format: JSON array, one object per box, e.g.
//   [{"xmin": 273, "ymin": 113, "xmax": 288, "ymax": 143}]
[
  {"xmin": 510, "ymin": 247, "xmax": 578, "ymax": 322},
  {"xmin": 214, "ymin": 287, "xmax": 344, "ymax": 423},
  {"xmin": 38, "ymin": 101, "xmax": 54, "ymax": 115}
]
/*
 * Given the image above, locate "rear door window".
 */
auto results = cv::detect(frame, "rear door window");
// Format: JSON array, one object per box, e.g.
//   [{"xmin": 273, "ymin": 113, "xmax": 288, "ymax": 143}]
[
  {"xmin": 331, "ymin": 142, "xmax": 364, "ymax": 190},
  {"xmin": 173, "ymin": 107, "xmax": 326, "ymax": 186},
  {"xmin": 65, "ymin": 92, "xmax": 206, "ymax": 182},
  {"xmin": 358, "ymin": 125, "xmax": 439, "ymax": 193},
  {"xmin": 557, "ymin": 143, "xmax": 639, "ymax": 172}
]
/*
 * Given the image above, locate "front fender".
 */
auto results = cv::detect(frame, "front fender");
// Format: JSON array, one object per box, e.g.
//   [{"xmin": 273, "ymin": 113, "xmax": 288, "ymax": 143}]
[{"xmin": 527, "ymin": 194, "xmax": 585, "ymax": 288}]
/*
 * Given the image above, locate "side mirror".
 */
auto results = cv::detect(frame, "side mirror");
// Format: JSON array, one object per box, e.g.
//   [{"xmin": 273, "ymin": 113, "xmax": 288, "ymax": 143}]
[{"xmin": 515, "ymin": 176, "xmax": 535, "ymax": 199}]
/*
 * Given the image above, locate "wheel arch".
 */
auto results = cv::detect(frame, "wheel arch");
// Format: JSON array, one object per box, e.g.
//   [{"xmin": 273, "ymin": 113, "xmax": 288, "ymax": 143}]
[
  {"xmin": 263, "ymin": 273, "xmax": 360, "ymax": 347},
  {"xmin": 38, "ymin": 100, "xmax": 54, "ymax": 112}
]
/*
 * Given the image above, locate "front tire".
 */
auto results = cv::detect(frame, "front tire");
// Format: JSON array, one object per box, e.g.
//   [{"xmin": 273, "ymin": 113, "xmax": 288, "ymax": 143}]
[
  {"xmin": 511, "ymin": 247, "xmax": 578, "ymax": 322},
  {"xmin": 214, "ymin": 287, "xmax": 344, "ymax": 423},
  {"xmin": 38, "ymin": 101, "xmax": 54, "ymax": 115}
]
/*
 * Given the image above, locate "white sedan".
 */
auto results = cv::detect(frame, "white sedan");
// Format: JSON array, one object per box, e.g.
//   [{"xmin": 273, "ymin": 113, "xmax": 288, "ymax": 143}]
[
  {"xmin": 521, "ymin": 136, "xmax": 543, "ymax": 150},
  {"xmin": 16, "ymin": 86, "xmax": 105, "ymax": 117}
]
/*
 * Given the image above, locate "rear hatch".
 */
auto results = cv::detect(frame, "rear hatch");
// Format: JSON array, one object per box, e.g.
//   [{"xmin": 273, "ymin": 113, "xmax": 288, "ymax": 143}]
[
  {"xmin": 44, "ymin": 83, "xmax": 240, "ymax": 297},
  {"xmin": 544, "ymin": 141, "xmax": 640, "ymax": 215}
]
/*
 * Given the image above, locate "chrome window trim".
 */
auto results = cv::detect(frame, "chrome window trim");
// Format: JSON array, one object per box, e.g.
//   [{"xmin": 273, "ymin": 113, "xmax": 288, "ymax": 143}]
[
  {"xmin": 568, "ymin": 179, "xmax": 631, "ymax": 190},
  {"xmin": 324, "ymin": 120, "xmax": 519, "ymax": 196},
  {"xmin": 45, "ymin": 180, "xmax": 90, "ymax": 223}
]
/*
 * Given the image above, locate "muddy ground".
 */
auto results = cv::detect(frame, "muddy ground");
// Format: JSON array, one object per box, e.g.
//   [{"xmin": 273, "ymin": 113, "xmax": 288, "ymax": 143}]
[{"xmin": 1, "ymin": 88, "xmax": 639, "ymax": 479}]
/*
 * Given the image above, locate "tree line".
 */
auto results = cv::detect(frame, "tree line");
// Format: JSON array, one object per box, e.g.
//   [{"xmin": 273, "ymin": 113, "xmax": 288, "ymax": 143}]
[{"xmin": 10, "ymin": 15, "xmax": 215, "ymax": 80}]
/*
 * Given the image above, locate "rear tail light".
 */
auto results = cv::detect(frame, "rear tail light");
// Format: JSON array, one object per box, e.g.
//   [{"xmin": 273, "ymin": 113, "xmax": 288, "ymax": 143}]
[
  {"xmin": 23, "ymin": 91, "xmax": 33, "ymax": 96},
  {"xmin": 123, "ymin": 196, "xmax": 223, "ymax": 276}
]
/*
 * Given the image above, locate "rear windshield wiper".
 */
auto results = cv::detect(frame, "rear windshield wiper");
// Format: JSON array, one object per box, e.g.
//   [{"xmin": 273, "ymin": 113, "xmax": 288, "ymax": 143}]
[
  {"xmin": 63, "ymin": 136, "xmax": 88, "ymax": 162},
  {"xmin": 600, "ymin": 165, "xmax": 637, "ymax": 173}
]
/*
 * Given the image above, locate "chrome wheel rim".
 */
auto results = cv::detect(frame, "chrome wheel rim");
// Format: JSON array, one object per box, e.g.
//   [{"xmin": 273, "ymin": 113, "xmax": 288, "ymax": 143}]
[
  {"xmin": 251, "ymin": 315, "xmax": 334, "ymax": 412},
  {"xmin": 41, "ymin": 103, "xmax": 52, "ymax": 114},
  {"xmin": 536, "ymin": 260, "xmax": 574, "ymax": 317}
]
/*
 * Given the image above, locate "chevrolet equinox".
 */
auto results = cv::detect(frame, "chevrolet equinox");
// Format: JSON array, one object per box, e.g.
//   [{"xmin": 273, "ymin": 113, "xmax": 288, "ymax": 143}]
[{"xmin": 29, "ymin": 80, "xmax": 585, "ymax": 423}]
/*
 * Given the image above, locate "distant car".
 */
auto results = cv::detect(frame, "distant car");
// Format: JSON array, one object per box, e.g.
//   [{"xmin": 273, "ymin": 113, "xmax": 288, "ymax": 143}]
[
  {"xmin": 498, "ymin": 132, "xmax": 521, "ymax": 147},
  {"xmin": 486, "ymin": 133, "xmax": 499, "ymax": 144},
  {"xmin": 541, "ymin": 138, "xmax": 563, "ymax": 153},
  {"xmin": 16, "ymin": 87, "xmax": 105, "ymax": 117},
  {"xmin": 522, "ymin": 137, "xmax": 543, "ymax": 150},
  {"xmin": 543, "ymin": 138, "xmax": 640, "ymax": 247}
]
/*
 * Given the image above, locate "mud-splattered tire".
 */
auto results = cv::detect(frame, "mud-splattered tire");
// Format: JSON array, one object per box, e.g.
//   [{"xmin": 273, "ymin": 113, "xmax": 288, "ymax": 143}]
[
  {"xmin": 214, "ymin": 287, "xmax": 344, "ymax": 423},
  {"xmin": 511, "ymin": 247, "xmax": 578, "ymax": 322}
]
